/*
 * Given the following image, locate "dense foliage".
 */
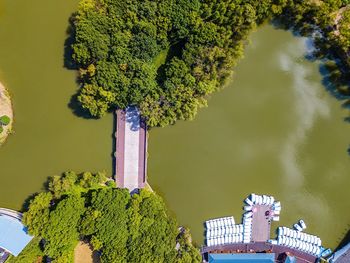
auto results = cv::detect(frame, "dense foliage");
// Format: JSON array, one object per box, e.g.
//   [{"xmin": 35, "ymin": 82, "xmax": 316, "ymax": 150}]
[
  {"xmin": 70, "ymin": 0, "xmax": 350, "ymax": 127},
  {"xmin": 71, "ymin": 0, "xmax": 287, "ymax": 126},
  {"xmin": 275, "ymin": 0, "xmax": 350, "ymax": 104},
  {"xmin": 19, "ymin": 171, "xmax": 200, "ymax": 263}
]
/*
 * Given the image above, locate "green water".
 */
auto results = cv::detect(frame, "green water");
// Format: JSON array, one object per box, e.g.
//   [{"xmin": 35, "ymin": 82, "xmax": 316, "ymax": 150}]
[
  {"xmin": 149, "ymin": 26, "xmax": 350, "ymax": 249},
  {"xmin": 0, "ymin": 0, "xmax": 112, "ymax": 209},
  {"xmin": 0, "ymin": 1, "xmax": 349, "ymax": 250}
]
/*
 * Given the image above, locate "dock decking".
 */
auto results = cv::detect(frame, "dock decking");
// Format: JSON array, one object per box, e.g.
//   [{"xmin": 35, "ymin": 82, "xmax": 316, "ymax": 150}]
[
  {"xmin": 251, "ymin": 205, "xmax": 272, "ymax": 242},
  {"xmin": 115, "ymin": 107, "xmax": 147, "ymax": 192}
]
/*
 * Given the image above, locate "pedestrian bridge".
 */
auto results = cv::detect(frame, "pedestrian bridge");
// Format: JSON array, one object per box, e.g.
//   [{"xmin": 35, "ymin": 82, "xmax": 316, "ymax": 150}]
[{"xmin": 115, "ymin": 106, "xmax": 147, "ymax": 192}]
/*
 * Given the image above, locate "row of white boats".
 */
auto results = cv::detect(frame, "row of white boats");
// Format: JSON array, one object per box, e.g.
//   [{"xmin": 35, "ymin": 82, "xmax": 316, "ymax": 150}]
[
  {"xmin": 207, "ymin": 224, "xmax": 244, "ymax": 238},
  {"xmin": 207, "ymin": 234, "xmax": 245, "ymax": 246},
  {"xmin": 272, "ymin": 235, "xmax": 323, "ymax": 256},
  {"xmin": 277, "ymin": 227, "xmax": 321, "ymax": 246},
  {"xmin": 245, "ymin": 193, "xmax": 276, "ymax": 207},
  {"xmin": 205, "ymin": 216, "xmax": 235, "ymax": 230},
  {"xmin": 205, "ymin": 209, "xmax": 254, "ymax": 245}
]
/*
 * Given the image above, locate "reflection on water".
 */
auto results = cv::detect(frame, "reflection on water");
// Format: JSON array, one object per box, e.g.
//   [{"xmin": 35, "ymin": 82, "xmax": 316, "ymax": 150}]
[{"xmin": 149, "ymin": 25, "xmax": 350, "ymax": 248}]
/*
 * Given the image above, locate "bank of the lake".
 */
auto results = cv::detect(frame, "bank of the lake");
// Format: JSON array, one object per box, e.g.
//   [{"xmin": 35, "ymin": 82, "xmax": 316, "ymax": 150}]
[
  {"xmin": 0, "ymin": 0, "xmax": 112, "ymax": 209},
  {"xmin": 149, "ymin": 25, "xmax": 350, "ymax": 249},
  {"xmin": 0, "ymin": 81, "xmax": 13, "ymax": 145}
]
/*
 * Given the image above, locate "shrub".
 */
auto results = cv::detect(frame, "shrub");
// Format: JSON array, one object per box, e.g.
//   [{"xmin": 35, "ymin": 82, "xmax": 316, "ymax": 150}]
[{"xmin": 0, "ymin": 115, "xmax": 10, "ymax": 126}]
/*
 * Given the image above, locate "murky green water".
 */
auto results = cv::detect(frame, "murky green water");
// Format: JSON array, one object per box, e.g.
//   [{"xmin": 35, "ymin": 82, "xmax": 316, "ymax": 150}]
[
  {"xmin": 0, "ymin": 0, "xmax": 112, "ymax": 209},
  {"xmin": 149, "ymin": 26, "xmax": 350, "ymax": 249},
  {"xmin": 0, "ymin": 1, "xmax": 349, "ymax": 250}
]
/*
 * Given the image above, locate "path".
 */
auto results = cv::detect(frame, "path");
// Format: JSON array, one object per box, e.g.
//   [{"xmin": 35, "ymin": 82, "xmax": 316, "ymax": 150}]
[
  {"xmin": 115, "ymin": 106, "xmax": 147, "ymax": 192},
  {"xmin": 0, "ymin": 82, "xmax": 13, "ymax": 145}
]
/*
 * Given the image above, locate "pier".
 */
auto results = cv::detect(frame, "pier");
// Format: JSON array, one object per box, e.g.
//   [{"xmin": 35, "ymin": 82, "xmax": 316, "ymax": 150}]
[
  {"xmin": 203, "ymin": 194, "xmax": 328, "ymax": 263},
  {"xmin": 115, "ymin": 106, "xmax": 147, "ymax": 192},
  {"xmin": 251, "ymin": 205, "xmax": 272, "ymax": 242}
]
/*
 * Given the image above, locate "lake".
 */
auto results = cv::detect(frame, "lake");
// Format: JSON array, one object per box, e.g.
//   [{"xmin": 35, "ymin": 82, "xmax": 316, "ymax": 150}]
[{"xmin": 0, "ymin": 1, "xmax": 349, "ymax": 250}]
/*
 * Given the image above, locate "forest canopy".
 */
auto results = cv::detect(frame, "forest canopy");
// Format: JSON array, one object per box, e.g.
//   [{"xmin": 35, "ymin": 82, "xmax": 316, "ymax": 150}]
[
  {"xmin": 71, "ymin": 0, "xmax": 350, "ymax": 127},
  {"xmin": 71, "ymin": 0, "xmax": 287, "ymax": 126},
  {"xmin": 12, "ymin": 172, "xmax": 200, "ymax": 263}
]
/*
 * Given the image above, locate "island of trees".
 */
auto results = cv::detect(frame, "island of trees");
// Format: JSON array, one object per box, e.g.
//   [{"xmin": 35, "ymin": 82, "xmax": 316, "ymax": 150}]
[
  {"xmin": 8, "ymin": 171, "xmax": 200, "ymax": 263},
  {"xmin": 71, "ymin": 0, "xmax": 350, "ymax": 127}
]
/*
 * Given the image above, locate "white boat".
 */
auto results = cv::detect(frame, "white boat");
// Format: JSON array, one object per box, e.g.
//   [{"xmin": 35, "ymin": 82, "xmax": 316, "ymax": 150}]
[
  {"xmin": 229, "ymin": 216, "xmax": 235, "ymax": 225},
  {"xmin": 251, "ymin": 194, "xmax": 256, "ymax": 203},
  {"xmin": 206, "ymin": 221, "xmax": 211, "ymax": 229},
  {"xmin": 268, "ymin": 196, "xmax": 274, "ymax": 205},
  {"xmin": 274, "ymin": 201, "xmax": 281, "ymax": 207},
  {"xmin": 255, "ymin": 196, "xmax": 260, "ymax": 204},
  {"xmin": 245, "ymin": 198, "xmax": 253, "ymax": 206},
  {"xmin": 273, "ymin": 210, "xmax": 280, "ymax": 215},
  {"xmin": 278, "ymin": 227, "xmax": 283, "ymax": 236},
  {"xmin": 245, "ymin": 211, "xmax": 253, "ymax": 217},
  {"xmin": 317, "ymin": 238, "xmax": 321, "ymax": 246},
  {"xmin": 307, "ymin": 235, "xmax": 312, "ymax": 243},
  {"xmin": 206, "ymin": 230, "xmax": 212, "ymax": 238},
  {"xmin": 294, "ymin": 223, "xmax": 303, "ymax": 232},
  {"xmin": 292, "ymin": 239, "xmax": 297, "ymax": 248},
  {"xmin": 244, "ymin": 206, "xmax": 252, "ymax": 211},
  {"xmin": 259, "ymin": 196, "xmax": 263, "ymax": 204},
  {"xmin": 297, "ymin": 231, "xmax": 301, "ymax": 239},
  {"xmin": 299, "ymin": 219, "xmax": 307, "ymax": 230},
  {"xmin": 272, "ymin": 216, "xmax": 280, "ymax": 221},
  {"xmin": 262, "ymin": 195, "xmax": 267, "ymax": 204},
  {"xmin": 296, "ymin": 240, "xmax": 302, "ymax": 249}
]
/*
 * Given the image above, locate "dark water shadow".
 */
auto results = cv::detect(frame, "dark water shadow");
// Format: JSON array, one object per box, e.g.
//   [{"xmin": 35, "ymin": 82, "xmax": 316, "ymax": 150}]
[
  {"xmin": 63, "ymin": 13, "xmax": 78, "ymax": 70},
  {"xmin": 63, "ymin": 12, "xmax": 100, "ymax": 120},
  {"xmin": 67, "ymin": 93, "xmax": 99, "ymax": 120},
  {"xmin": 20, "ymin": 193, "xmax": 39, "ymax": 212},
  {"xmin": 335, "ymin": 226, "xmax": 350, "ymax": 251},
  {"xmin": 111, "ymin": 112, "xmax": 117, "ymax": 178}
]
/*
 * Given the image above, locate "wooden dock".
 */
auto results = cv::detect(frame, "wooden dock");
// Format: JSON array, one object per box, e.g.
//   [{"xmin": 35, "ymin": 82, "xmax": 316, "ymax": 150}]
[
  {"xmin": 251, "ymin": 205, "xmax": 272, "ymax": 242},
  {"xmin": 115, "ymin": 107, "xmax": 147, "ymax": 192}
]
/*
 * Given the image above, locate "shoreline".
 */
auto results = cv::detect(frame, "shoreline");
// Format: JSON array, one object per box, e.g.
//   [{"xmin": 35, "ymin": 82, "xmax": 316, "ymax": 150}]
[{"xmin": 0, "ymin": 81, "xmax": 13, "ymax": 145}]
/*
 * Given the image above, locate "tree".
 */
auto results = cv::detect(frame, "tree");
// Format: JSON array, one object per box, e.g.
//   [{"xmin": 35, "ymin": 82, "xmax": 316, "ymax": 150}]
[
  {"xmin": 0, "ymin": 115, "xmax": 10, "ymax": 126},
  {"xmin": 21, "ymin": 172, "xmax": 200, "ymax": 262}
]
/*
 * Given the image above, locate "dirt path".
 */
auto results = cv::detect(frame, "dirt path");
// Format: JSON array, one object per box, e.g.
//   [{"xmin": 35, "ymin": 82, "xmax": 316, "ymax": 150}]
[
  {"xmin": 74, "ymin": 242, "xmax": 100, "ymax": 263},
  {"xmin": 0, "ymin": 82, "xmax": 13, "ymax": 145}
]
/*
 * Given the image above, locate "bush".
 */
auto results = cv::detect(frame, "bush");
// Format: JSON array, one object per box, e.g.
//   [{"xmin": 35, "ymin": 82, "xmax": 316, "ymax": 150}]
[{"xmin": 0, "ymin": 115, "xmax": 10, "ymax": 126}]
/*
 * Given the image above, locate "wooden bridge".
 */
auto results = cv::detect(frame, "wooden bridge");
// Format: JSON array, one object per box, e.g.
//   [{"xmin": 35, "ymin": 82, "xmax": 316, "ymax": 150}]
[{"xmin": 115, "ymin": 106, "xmax": 147, "ymax": 192}]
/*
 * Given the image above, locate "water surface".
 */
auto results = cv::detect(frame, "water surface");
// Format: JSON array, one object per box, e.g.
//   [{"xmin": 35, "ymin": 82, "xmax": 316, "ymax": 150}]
[
  {"xmin": 0, "ymin": 1, "xmax": 349, "ymax": 250},
  {"xmin": 149, "ymin": 25, "xmax": 350, "ymax": 249},
  {"xmin": 0, "ymin": 0, "xmax": 112, "ymax": 209}
]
